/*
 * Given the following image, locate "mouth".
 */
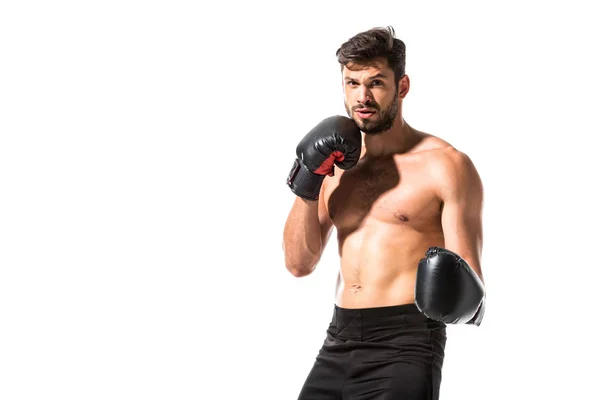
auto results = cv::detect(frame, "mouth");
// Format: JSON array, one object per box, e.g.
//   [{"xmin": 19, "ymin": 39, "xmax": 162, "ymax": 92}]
[{"xmin": 355, "ymin": 109, "xmax": 376, "ymax": 119}]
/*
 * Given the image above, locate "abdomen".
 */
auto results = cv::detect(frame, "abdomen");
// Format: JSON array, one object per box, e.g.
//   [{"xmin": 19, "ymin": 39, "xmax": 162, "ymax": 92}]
[{"xmin": 335, "ymin": 221, "xmax": 444, "ymax": 308}]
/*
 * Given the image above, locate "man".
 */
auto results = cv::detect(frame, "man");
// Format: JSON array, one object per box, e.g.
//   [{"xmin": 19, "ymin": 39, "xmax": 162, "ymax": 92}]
[{"xmin": 283, "ymin": 26, "xmax": 486, "ymax": 399}]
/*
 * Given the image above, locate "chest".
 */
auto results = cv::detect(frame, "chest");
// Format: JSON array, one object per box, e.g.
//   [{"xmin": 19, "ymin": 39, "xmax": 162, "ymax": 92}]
[{"xmin": 324, "ymin": 157, "xmax": 442, "ymax": 229}]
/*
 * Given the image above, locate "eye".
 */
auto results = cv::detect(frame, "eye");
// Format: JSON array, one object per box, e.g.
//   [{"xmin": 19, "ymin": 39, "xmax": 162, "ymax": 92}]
[
  {"xmin": 371, "ymin": 80, "xmax": 383, "ymax": 87},
  {"xmin": 346, "ymin": 80, "xmax": 358, "ymax": 86}
]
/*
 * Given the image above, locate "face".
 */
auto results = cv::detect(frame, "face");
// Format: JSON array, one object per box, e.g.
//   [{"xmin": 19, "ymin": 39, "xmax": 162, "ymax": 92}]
[{"xmin": 342, "ymin": 58, "xmax": 406, "ymax": 135}]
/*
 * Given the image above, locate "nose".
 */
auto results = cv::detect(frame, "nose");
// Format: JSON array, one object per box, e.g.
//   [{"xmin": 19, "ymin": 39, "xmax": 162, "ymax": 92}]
[{"xmin": 356, "ymin": 85, "xmax": 373, "ymax": 106}]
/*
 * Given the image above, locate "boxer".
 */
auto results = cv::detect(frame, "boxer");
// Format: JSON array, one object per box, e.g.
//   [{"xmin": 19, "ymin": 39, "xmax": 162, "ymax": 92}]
[{"xmin": 283, "ymin": 26, "xmax": 485, "ymax": 399}]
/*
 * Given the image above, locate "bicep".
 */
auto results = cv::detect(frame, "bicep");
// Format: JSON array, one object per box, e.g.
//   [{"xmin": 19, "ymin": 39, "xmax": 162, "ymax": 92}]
[{"xmin": 440, "ymin": 153, "xmax": 484, "ymax": 281}]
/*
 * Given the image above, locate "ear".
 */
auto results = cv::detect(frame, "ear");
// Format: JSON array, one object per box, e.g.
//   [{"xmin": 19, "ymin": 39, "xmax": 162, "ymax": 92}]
[{"xmin": 398, "ymin": 75, "xmax": 410, "ymax": 99}]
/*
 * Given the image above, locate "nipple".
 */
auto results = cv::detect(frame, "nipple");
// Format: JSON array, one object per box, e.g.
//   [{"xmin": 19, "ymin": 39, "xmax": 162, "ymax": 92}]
[{"xmin": 394, "ymin": 211, "xmax": 409, "ymax": 222}]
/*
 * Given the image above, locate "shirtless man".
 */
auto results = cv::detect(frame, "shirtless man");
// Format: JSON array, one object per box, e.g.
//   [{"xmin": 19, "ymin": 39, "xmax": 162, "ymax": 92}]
[{"xmin": 283, "ymin": 26, "xmax": 486, "ymax": 399}]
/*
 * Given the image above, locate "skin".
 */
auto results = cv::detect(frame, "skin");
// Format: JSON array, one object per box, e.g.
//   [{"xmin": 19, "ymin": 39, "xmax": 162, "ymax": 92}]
[{"xmin": 283, "ymin": 57, "xmax": 484, "ymax": 309}]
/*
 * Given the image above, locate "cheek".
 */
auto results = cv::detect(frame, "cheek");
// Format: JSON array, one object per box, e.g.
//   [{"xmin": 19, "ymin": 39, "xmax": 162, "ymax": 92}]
[
  {"xmin": 378, "ymin": 91, "xmax": 396, "ymax": 107},
  {"xmin": 344, "ymin": 95, "xmax": 355, "ymax": 109}
]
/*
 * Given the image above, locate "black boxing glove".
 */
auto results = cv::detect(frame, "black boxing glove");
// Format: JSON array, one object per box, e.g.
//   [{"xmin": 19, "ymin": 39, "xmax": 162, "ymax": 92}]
[
  {"xmin": 415, "ymin": 247, "xmax": 486, "ymax": 326},
  {"xmin": 287, "ymin": 116, "xmax": 362, "ymax": 200}
]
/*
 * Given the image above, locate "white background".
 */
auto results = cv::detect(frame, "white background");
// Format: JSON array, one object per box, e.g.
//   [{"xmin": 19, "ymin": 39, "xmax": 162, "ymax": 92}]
[{"xmin": 1, "ymin": 1, "xmax": 599, "ymax": 399}]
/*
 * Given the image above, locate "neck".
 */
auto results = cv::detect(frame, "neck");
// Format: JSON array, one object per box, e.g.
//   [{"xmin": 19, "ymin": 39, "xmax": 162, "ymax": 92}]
[{"xmin": 362, "ymin": 116, "xmax": 417, "ymax": 157}]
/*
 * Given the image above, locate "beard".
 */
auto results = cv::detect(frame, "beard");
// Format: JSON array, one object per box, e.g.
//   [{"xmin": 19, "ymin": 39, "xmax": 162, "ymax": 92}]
[{"xmin": 345, "ymin": 95, "xmax": 399, "ymax": 135}]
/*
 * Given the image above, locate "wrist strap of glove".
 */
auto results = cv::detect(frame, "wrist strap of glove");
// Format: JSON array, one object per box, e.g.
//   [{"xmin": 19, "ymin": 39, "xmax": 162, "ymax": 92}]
[{"xmin": 287, "ymin": 158, "xmax": 326, "ymax": 201}]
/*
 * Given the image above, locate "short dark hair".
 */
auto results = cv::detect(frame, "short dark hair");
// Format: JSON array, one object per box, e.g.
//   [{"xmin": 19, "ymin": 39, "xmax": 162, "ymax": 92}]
[{"xmin": 336, "ymin": 26, "xmax": 406, "ymax": 84}]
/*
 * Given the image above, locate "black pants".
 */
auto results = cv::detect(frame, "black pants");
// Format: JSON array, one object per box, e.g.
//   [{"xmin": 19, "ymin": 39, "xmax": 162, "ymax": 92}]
[{"xmin": 298, "ymin": 303, "xmax": 446, "ymax": 400}]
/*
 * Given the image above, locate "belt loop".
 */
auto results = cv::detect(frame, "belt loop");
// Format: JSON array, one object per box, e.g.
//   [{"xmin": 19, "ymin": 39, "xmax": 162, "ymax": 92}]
[{"xmin": 359, "ymin": 310, "xmax": 364, "ymax": 341}]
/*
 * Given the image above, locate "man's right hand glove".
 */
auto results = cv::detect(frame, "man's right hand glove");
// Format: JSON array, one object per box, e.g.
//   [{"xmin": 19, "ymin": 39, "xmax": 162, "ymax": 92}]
[{"xmin": 287, "ymin": 116, "xmax": 362, "ymax": 201}]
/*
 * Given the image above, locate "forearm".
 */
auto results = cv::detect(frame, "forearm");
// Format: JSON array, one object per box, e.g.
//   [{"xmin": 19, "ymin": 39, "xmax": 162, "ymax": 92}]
[{"xmin": 283, "ymin": 197, "xmax": 323, "ymax": 276}]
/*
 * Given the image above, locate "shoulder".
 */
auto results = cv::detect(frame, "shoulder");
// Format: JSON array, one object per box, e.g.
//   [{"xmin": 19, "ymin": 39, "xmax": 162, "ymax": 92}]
[
  {"xmin": 440, "ymin": 146, "xmax": 480, "ymax": 182},
  {"xmin": 417, "ymin": 135, "xmax": 483, "ymax": 198},
  {"xmin": 415, "ymin": 133, "xmax": 476, "ymax": 173}
]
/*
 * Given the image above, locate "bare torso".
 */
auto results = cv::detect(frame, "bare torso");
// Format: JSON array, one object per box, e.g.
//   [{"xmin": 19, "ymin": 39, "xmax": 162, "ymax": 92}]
[{"xmin": 323, "ymin": 133, "xmax": 452, "ymax": 308}]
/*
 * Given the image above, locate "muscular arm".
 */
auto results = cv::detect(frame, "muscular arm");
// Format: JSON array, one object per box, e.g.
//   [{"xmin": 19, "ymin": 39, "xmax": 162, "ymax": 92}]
[
  {"xmin": 283, "ymin": 182, "xmax": 334, "ymax": 277},
  {"xmin": 439, "ymin": 150, "xmax": 485, "ymax": 283}
]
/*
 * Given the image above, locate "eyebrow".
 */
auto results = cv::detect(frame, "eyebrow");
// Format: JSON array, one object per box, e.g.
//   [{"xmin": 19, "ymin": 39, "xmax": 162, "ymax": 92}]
[{"xmin": 344, "ymin": 73, "xmax": 388, "ymax": 82}]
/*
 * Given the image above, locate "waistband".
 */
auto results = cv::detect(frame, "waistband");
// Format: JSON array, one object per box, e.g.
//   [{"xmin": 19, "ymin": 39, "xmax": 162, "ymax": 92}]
[
  {"xmin": 334, "ymin": 303, "xmax": 421, "ymax": 319},
  {"xmin": 329, "ymin": 303, "xmax": 442, "ymax": 341}
]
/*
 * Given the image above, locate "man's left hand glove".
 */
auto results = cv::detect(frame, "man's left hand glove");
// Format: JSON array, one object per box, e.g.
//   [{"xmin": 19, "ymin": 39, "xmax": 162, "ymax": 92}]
[{"xmin": 415, "ymin": 247, "xmax": 486, "ymax": 325}]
